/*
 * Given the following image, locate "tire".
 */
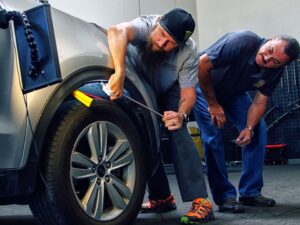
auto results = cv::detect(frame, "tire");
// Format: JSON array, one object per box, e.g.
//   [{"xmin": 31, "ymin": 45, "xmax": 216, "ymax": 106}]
[{"xmin": 30, "ymin": 100, "xmax": 147, "ymax": 225}]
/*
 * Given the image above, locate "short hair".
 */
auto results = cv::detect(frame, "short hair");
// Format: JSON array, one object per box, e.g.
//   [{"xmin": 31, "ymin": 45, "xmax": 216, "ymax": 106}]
[{"xmin": 274, "ymin": 35, "xmax": 300, "ymax": 63}]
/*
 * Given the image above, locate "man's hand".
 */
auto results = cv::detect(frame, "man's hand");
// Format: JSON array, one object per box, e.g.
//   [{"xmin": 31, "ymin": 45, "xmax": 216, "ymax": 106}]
[
  {"xmin": 208, "ymin": 103, "xmax": 226, "ymax": 128},
  {"xmin": 107, "ymin": 72, "xmax": 125, "ymax": 100},
  {"xmin": 163, "ymin": 111, "xmax": 184, "ymax": 131},
  {"xmin": 235, "ymin": 127, "xmax": 253, "ymax": 146}
]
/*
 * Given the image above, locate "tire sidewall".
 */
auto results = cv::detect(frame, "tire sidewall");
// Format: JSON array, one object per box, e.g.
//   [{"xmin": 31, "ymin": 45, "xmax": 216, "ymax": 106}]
[{"xmin": 47, "ymin": 101, "xmax": 146, "ymax": 225}]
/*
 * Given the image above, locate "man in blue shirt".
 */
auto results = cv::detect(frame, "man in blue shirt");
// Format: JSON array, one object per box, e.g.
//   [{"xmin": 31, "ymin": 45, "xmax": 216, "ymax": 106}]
[{"xmin": 193, "ymin": 30, "xmax": 299, "ymax": 213}]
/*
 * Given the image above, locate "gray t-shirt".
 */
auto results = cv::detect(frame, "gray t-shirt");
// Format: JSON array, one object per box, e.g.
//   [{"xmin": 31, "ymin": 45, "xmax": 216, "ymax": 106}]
[{"xmin": 126, "ymin": 15, "xmax": 198, "ymax": 95}]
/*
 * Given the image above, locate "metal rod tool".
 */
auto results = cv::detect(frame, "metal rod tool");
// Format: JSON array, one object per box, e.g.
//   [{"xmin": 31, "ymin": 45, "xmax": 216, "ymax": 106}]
[
  {"xmin": 122, "ymin": 94, "xmax": 163, "ymax": 118},
  {"xmin": 101, "ymin": 82, "xmax": 163, "ymax": 117}
]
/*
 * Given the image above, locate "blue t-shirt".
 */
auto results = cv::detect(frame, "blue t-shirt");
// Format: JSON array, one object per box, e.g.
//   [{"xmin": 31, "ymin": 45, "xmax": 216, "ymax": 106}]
[
  {"xmin": 126, "ymin": 15, "xmax": 198, "ymax": 96},
  {"xmin": 200, "ymin": 30, "xmax": 283, "ymax": 97}
]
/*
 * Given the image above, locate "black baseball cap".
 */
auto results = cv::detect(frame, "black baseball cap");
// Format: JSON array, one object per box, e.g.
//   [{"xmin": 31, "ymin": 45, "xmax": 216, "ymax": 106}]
[{"xmin": 159, "ymin": 8, "xmax": 195, "ymax": 46}]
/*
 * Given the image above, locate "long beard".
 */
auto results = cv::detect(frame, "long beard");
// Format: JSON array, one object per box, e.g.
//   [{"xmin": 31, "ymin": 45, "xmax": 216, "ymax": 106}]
[
  {"xmin": 139, "ymin": 38, "xmax": 166, "ymax": 87},
  {"xmin": 139, "ymin": 36, "xmax": 166, "ymax": 73}
]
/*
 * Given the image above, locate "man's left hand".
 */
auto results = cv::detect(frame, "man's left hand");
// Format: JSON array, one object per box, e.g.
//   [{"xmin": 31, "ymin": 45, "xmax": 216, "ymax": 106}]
[
  {"xmin": 235, "ymin": 128, "xmax": 253, "ymax": 146},
  {"xmin": 163, "ymin": 111, "xmax": 184, "ymax": 131}
]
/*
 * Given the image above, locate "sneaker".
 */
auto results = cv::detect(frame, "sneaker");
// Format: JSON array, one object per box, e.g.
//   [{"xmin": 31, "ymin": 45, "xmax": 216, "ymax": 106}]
[
  {"xmin": 140, "ymin": 194, "xmax": 177, "ymax": 213},
  {"xmin": 180, "ymin": 198, "xmax": 215, "ymax": 224},
  {"xmin": 239, "ymin": 195, "xmax": 276, "ymax": 207}
]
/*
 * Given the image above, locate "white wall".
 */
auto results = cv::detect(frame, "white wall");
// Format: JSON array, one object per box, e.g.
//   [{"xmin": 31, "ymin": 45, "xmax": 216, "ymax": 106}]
[
  {"xmin": 49, "ymin": 0, "xmax": 299, "ymax": 52},
  {"xmin": 196, "ymin": 0, "xmax": 300, "ymax": 50},
  {"xmin": 49, "ymin": 0, "xmax": 199, "ymax": 46},
  {"xmin": 49, "ymin": 0, "xmax": 140, "ymax": 28}
]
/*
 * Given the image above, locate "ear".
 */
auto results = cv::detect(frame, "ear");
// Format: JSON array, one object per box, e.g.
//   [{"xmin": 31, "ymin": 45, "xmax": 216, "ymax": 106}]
[
  {"xmin": 153, "ymin": 17, "xmax": 161, "ymax": 31},
  {"xmin": 155, "ymin": 16, "xmax": 162, "ymax": 28},
  {"xmin": 270, "ymin": 36, "xmax": 280, "ymax": 41}
]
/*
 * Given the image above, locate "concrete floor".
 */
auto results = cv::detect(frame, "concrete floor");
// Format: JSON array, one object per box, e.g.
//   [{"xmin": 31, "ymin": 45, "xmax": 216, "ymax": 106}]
[
  {"xmin": 135, "ymin": 164, "xmax": 300, "ymax": 225},
  {"xmin": 0, "ymin": 164, "xmax": 300, "ymax": 225}
]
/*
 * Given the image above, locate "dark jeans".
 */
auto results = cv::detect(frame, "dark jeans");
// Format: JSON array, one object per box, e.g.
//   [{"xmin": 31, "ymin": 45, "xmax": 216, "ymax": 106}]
[{"xmin": 147, "ymin": 84, "xmax": 208, "ymax": 202}]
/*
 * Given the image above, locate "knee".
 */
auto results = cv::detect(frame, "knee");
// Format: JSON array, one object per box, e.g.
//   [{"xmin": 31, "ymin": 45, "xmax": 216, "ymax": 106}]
[{"xmin": 201, "ymin": 128, "xmax": 223, "ymax": 147}]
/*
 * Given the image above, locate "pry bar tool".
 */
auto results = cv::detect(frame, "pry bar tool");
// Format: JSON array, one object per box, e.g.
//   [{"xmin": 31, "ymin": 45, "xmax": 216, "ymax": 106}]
[{"xmin": 102, "ymin": 82, "xmax": 163, "ymax": 118}]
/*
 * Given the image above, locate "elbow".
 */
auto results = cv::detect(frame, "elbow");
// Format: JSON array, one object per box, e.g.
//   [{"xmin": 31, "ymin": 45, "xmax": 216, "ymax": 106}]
[
  {"xmin": 108, "ymin": 24, "xmax": 130, "ymax": 43},
  {"xmin": 108, "ymin": 26, "xmax": 120, "ymax": 38}
]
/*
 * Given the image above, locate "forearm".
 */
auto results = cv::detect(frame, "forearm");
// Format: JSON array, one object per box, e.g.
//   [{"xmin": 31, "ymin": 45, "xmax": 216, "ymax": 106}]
[
  {"xmin": 197, "ymin": 54, "xmax": 218, "ymax": 106},
  {"xmin": 107, "ymin": 25, "xmax": 128, "ymax": 75},
  {"xmin": 198, "ymin": 72, "xmax": 218, "ymax": 106},
  {"xmin": 246, "ymin": 102, "xmax": 267, "ymax": 129},
  {"xmin": 163, "ymin": 87, "xmax": 195, "ymax": 130},
  {"xmin": 235, "ymin": 92, "xmax": 268, "ymax": 146},
  {"xmin": 246, "ymin": 92, "xmax": 269, "ymax": 129},
  {"xmin": 197, "ymin": 54, "xmax": 226, "ymax": 128},
  {"xmin": 107, "ymin": 23, "xmax": 134, "ymax": 99},
  {"xmin": 178, "ymin": 92, "xmax": 196, "ymax": 115}
]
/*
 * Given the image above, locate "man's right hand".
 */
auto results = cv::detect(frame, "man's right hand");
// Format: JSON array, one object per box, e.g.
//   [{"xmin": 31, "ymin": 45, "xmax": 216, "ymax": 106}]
[
  {"xmin": 107, "ymin": 72, "xmax": 125, "ymax": 100},
  {"xmin": 208, "ymin": 103, "xmax": 226, "ymax": 128}
]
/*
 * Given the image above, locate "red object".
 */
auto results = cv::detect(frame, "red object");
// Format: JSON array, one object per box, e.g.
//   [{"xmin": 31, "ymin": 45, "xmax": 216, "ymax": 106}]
[
  {"xmin": 266, "ymin": 144, "xmax": 287, "ymax": 149},
  {"xmin": 265, "ymin": 143, "xmax": 288, "ymax": 165}
]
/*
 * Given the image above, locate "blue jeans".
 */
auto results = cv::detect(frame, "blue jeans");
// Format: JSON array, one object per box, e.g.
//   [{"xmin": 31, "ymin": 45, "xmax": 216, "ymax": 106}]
[{"xmin": 193, "ymin": 85, "xmax": 266, "ymax": 205}]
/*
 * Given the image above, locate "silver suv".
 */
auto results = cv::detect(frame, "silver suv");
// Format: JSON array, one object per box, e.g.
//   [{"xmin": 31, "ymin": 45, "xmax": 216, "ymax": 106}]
[{"xmin": 0, "ymin": 1, "xmax": 160, "ymax": 225}]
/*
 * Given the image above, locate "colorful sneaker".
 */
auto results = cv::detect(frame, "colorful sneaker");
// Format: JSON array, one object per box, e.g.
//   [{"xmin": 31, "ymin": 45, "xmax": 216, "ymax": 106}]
[
  {"xmin": 180, "ymin": 198, "xmax": 215, "ymax": 224},
  {"xmin": 140, "ymin": 194, "xmax": 177, "ymax": 213}
]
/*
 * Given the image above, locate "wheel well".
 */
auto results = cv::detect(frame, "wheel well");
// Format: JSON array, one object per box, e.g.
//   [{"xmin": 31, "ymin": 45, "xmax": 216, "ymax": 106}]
[{"xmin": 33, "ymin": 67, "xmax": 157, "ymax": 178}]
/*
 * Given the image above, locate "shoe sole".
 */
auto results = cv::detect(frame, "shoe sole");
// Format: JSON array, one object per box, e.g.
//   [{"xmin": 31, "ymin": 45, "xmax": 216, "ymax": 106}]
[
  {"xmin": 140, "ymin": 206, "xmax": 177, "ymax": 213},
  {"xmin": 239, "ymin": 202, "xmax": 275, "ymax": 207},
  {"xmin": 180, "ymin": 212, "xmax": 215, "ymax": 224}
]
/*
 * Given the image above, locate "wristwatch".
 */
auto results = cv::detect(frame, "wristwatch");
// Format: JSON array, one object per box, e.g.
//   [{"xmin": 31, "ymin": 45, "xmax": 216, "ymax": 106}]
[
  {"xmin": 180, "ymin": 112, "xmax": 189, "ymax": 123},
  {"xmin": 246, "ymin": 125, "xmax": 254, "ymax": 137}
]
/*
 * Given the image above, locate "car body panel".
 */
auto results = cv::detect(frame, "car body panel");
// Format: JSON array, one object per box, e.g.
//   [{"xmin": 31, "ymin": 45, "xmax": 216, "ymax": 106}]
[
  {"xmin": 0, "ymin": 23, "xmax": 28, "ymax": 169},
  {"xmin": 0, "ymin": 0, "xmax": 160, "ymax": 176}
]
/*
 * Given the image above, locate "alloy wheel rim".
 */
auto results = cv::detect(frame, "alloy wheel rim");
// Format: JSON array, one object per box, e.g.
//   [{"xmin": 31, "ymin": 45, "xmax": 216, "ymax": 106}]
[{"xmin": 70, "ymin": 121, "xmax": 135, "ymax": 221}]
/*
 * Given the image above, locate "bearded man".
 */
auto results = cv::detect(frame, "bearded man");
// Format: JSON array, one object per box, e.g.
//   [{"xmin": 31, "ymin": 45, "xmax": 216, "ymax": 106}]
[{"xmin": 106, "ymin": 8, "xmax": 214, "ymax": 225}]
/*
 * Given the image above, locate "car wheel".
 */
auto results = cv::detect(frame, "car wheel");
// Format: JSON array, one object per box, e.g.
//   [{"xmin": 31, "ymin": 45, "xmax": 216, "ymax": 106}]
[{"xmin": 30, "ymin": 100, "xmax": 147, "ymax": 225}]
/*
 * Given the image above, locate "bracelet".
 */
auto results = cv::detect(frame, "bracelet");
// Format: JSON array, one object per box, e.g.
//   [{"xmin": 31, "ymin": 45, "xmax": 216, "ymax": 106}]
[{"xmin": 246, "ymin": 125, "xmax": 254, "ymax": 137}]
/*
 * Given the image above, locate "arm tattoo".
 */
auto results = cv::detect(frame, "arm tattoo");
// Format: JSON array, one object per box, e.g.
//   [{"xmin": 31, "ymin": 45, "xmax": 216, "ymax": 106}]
[{"xmin": 179, "ymin": 98, "xmax": 186, "ymax": 107}]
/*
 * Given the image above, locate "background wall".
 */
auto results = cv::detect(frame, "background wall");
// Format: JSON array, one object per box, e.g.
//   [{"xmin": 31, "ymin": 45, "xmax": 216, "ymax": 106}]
[
  {"xmin": 49, "ymin": 0, "xmax": 199, "ymax": 48},
  {"xmin": 50, "ymin": 0, "xmax": 300, "ymax": 50},
  {"xmin": 196, "ymin": 0, "xmax": 300, "ymax": 50}
]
